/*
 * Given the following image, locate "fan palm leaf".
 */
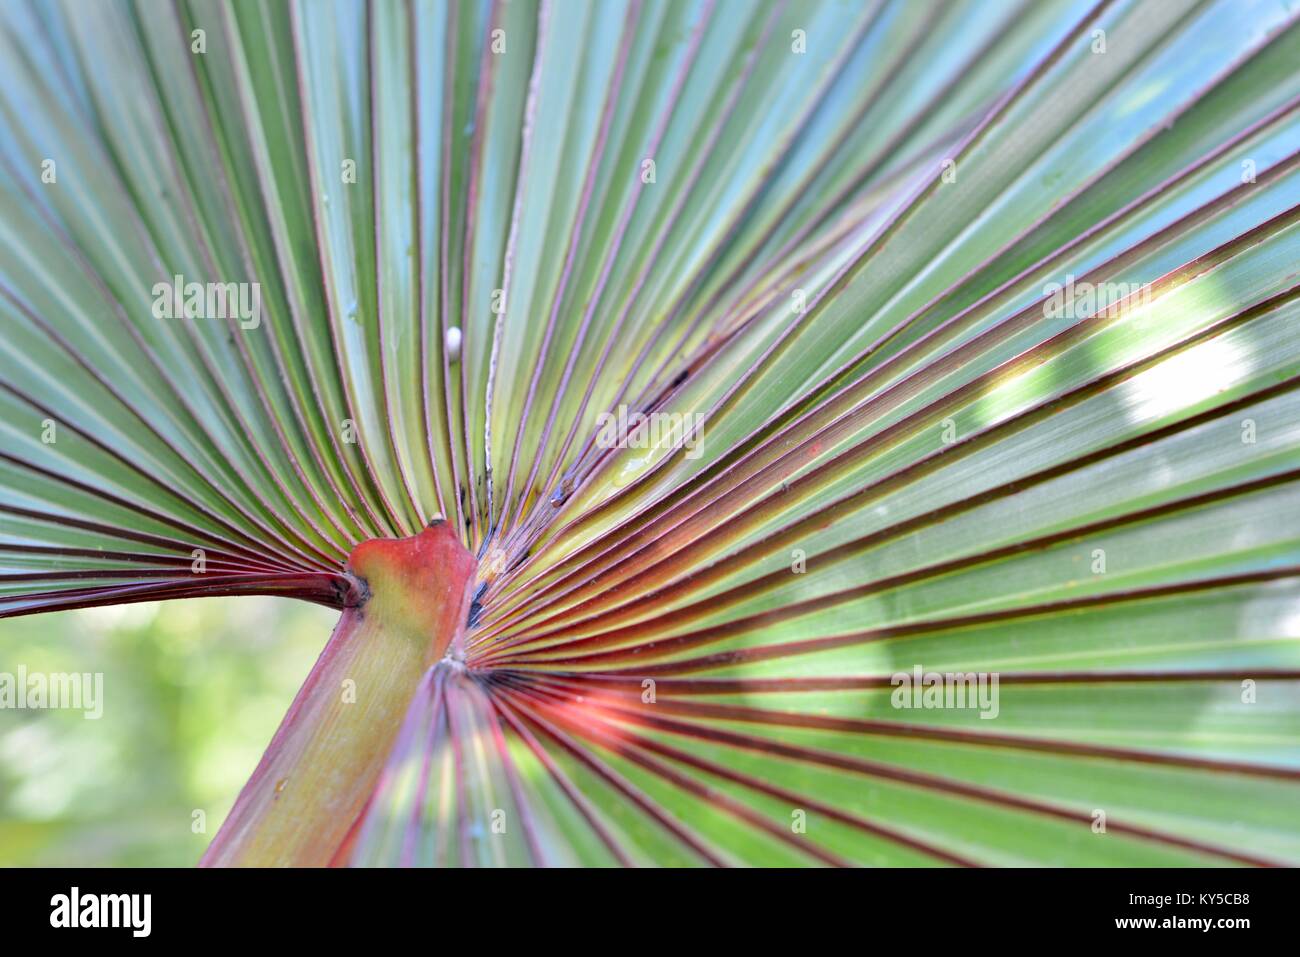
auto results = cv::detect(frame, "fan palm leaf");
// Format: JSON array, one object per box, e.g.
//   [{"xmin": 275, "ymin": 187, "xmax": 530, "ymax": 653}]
[{"xmin": 1, "ymin": 0, "xmax": 1298, "ymax": 866}]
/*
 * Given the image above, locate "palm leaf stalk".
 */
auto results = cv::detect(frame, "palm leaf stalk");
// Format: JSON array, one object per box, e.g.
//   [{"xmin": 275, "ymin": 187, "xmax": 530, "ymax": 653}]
[{"xmin": 1, "ymin": 0, "xmax": 1299, "ymax": 866}]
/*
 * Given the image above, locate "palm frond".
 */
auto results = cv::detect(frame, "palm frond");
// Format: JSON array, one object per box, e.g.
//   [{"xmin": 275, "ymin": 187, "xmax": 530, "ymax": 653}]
[{"xmin": 1, "ymin": 0, "xmax": 1298, "ymax": 865}]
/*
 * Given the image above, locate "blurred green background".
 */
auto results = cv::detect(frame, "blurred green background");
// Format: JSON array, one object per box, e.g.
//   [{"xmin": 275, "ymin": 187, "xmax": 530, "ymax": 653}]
[{"xmin": 0, "ymin": 597, "xmax": 335, "ymax": 865}]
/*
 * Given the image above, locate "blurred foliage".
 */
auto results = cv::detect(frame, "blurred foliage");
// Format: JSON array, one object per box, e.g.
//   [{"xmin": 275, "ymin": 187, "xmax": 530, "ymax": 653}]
[{"xmin": 0, "ymin": 597, "xmax": 334, "ymax": 865}]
